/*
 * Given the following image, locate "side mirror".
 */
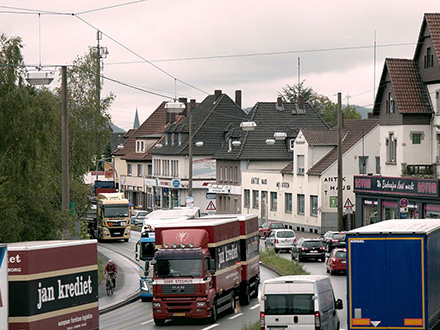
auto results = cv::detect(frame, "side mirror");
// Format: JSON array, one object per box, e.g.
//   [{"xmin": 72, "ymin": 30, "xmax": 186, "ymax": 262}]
[
  {"xmin": 134, "ymin": 241, "xmax": 140, "ymax": 261},
  {"xmin": 335, "ymin": 298, "xmax": 343, "ymax": 310},
  {"xmin": 209, "ymin": 259, "xmax": 216, "ymax": 274}
]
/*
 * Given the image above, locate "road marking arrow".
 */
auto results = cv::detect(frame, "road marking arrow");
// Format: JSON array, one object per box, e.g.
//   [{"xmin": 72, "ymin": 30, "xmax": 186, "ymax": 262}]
[{"xmin": 371, "ymin": 321, "xmax": 381, "ymax": 327}]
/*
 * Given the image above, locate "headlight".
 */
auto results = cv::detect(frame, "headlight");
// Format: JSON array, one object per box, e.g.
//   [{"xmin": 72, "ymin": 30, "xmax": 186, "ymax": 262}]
[
  {"xmin": 121, "ymin": 221, "xmax": 126, "ymax": 226},
  {"xmin": 196, "ymin": 301, "xmax": 206, "ymax": 307},
  {"xmin": 153, "ymin": 302, "xmax": 161, "ymax": 307}
]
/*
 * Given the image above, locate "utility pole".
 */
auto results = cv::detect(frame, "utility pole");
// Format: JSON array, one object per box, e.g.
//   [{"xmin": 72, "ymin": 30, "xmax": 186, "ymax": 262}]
[
  {"xmin": 188, "ymin": 104, "xmax": 193, "ymax": 197},
  {"xmin": 337, "ymin": 92, "xmax": 344, "ymax": 231},
  {"xmin": 61, "ymin": 66, "xmax": 70, "ymax": 239}
]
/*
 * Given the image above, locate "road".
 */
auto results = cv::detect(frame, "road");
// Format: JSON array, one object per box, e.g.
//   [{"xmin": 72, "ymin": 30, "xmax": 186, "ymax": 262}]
[{"xmin": 99, "ymin": 231, "xmax": 278, "ymax": 330}]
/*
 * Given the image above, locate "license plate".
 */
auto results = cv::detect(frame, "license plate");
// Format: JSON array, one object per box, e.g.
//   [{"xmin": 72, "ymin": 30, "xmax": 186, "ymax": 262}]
[
  {"xmin": 114, "ymin": 232, "xmax": 121, "ymax": 235},
  {"xmin": 269, "ymin": 327, "xmax": 285, "ymax": 330},
  {"xmin": 173, "ymin": 313, "xmax": 185, "ymax": 317},
  {"xmin": 310, "ymin": 250, "xmax": 319, "ymax": 253}
]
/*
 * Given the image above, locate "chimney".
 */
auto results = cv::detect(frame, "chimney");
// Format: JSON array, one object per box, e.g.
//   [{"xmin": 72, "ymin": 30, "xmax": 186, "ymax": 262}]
[
  {"xmin": 276, "ymin": 96, "xmax": 284, "ymax": 110},
  {"xmin": 189, "ymin": 99, "xmax": 196, "ymax": 114},
  {"xmin": 214, "ymin": 90, "xmax": 222, "ymax": 102},
  {"xmin": 298, "ymin": 95, "xmax": 304, "ymax": 110},
  {"xmin": 235, "ymin": 90, "xmax": 242, "ymax": 108}
]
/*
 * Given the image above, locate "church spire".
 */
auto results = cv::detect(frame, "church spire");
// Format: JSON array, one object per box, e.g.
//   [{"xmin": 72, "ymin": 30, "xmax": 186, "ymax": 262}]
[{"xmin": 133, "ymin": 107, "xmax": 140, "ymax": 129}]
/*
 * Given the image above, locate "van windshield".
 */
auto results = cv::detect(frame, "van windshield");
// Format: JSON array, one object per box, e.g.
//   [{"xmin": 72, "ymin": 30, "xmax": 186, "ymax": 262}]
[{"xmin": 265, "ymin": 294, "xmax": 314, "ymax": 315}]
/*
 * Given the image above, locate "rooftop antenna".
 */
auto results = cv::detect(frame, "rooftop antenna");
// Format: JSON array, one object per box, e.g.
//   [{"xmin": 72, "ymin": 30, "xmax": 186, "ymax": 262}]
[
  {"xmin": 373, "ymin": 30, "xmax": 377, "ymax": 104},
  {"xmin": 26, "ymin": 13, "xmax": 54, "ymax": 85}
]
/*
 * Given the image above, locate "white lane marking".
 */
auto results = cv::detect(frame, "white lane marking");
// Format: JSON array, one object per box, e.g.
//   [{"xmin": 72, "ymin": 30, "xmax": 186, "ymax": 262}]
[
  {"xmin": 228, "ymin": 312, "xmax": 243, "ymax": 319},
  {"xmin": 141, "ymin": 320, "xmax": 153, "ymax": 325},
  {"xmin": 250, "ymin": 304, "xmax": 260, "ymax": 310},
  {"xmin": 201, "ymin": 324, "xmax": 220, "ymax": 330}
]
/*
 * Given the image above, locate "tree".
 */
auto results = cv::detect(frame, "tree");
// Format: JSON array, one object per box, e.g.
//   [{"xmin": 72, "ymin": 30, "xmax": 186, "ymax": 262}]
[
  {"xmin": 0, "ymin": 34, "xmax": 114, "ymax": 242},
  {"xmin": 279, "ymin": 81, "xmax": 361, "ymax": 126}
]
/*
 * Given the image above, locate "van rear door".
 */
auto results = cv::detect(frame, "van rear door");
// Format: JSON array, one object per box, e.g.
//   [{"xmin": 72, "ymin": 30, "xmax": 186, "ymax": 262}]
[{"xmin": 264, "ymin": 291, "xmax": 315, "ymax": 329}]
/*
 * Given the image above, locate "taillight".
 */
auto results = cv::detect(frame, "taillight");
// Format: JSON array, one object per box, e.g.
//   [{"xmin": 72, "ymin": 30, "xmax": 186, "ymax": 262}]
[
  {"xmin": 294, "ymin": 238, "xmax": 297, "ymax": 244},
  {"xmin": 315, "ymin": 311, "xmax": 321, "ymax": 329},
  {"xmin": 260, "ymin": 311, "xmax": 265, "ymax": 330},
  {"xmin": 331, "ymin": 239, "xmax": 338, "ymax": 242},
  {"xmin": 301, "ymin": 247, "xmax": 307, "ymax": 251},
  {"xmin": 275, "ymin": 239, "xmax": 279, "ymax": 244},
  {"xmin": 320, "ymin": 246, "xmax": 325, "ymax": 251}
]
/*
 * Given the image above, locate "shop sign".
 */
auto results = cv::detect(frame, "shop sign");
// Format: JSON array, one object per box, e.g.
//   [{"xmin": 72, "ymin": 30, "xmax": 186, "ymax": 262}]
[{"xmin": 354, "ymin": 176, "xmax": 439, "ymax": 197}]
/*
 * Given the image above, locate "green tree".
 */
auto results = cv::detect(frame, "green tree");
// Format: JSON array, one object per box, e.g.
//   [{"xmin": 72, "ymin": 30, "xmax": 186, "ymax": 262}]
[{"xmin": 279, "ymin": 81, "xmax": 361, "ymax": 126}]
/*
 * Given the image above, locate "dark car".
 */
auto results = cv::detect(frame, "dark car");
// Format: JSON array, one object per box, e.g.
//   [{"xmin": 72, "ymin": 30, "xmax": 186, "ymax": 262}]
[
  {"xmin": 326, "ymin": 248, "xmax": 347, "ymax": 275},
  {"xmin": 323, "ymin": 231, "xmax": 346, "ymax": 252},
  {"xmin": 258, "ymin": 221, "xmax": 285, "ymax": 238},
  {"xmin": 291, "ymin": 238, "xmax": 326, "ymax": 262}
]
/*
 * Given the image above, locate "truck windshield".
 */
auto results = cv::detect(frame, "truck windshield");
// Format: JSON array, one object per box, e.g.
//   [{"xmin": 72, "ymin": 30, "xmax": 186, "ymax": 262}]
[
  {"xmin": 155, "ymin": 259, "xmax": 203, "ymax": 278},
  {"xmin": 103, "ymin": 205, "xmax": 129, "ymax": 218},
  {"xmin": 265, "ymin": 294, "xmax": 314, "ymax": 315}
]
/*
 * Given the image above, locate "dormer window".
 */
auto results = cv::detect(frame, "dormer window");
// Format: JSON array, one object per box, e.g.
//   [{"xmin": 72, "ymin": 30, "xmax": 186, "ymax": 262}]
[
  {"xmin": 425, "ymin": 47, "xmax": 434, "ymax": 68},
  {"xmin": 136, "ymin": 140, "xmax": 145, "ymax": 152}
]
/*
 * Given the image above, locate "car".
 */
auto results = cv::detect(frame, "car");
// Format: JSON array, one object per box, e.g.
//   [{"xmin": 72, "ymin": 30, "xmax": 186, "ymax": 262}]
[
  {"xmin": 291, "ymin": 238, "xmax": 326, "ymax": 262},
  {"xmin": 326, "ymin": 248, "xmax": 347, "ymax": 275},
  {"xmin": 258, "ymin": 221, "xmax": 285, "ymax": 238},
  {"xmin": 323, "ymin": 231, "xmax": 346, "ymax": 252},
  {"xmin": 265, "ymin": 229, "xmax": 297, "ymax": 253},
  {"xmin": 131, "ymin": 210, "xmax": 149, "ymax": 226}
]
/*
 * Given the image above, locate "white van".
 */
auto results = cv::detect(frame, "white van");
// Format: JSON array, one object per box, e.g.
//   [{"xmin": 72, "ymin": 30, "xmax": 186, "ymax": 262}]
[{"xmin": 260, "ymin": 275, "xmax": 343, "ymax": 330}]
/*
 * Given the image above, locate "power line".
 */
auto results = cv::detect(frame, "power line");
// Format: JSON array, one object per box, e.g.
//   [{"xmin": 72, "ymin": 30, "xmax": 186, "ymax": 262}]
[
  {"xmin": 103, "ymin": 75, "xmax": 174, "ymax": 99},
  {"xmin": 75, "ymin": 0, "xmax": 148, "ymax": 15}
]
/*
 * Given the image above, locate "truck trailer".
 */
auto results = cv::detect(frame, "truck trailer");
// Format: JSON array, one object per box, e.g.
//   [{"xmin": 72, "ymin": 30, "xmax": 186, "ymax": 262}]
[
  {"xmin": 7, "ymin": 240, "xmax": 99, "ymax": 330},
  {"xmin": 346, "ymin": 219, "xmax": 440, "ymax": 330},
  {"xmin": 87, "ymin": 192, "xmax": 131, "ymax": 242},
  {"xmin": 151, "ymin": 215, "xmax": 259, "ymax": 325}
]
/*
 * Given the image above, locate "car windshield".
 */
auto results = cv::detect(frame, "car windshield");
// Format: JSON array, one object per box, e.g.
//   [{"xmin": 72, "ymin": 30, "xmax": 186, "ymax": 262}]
[
  {"xmin": 277, "ymin": 231, "xmax": 295, "ymax": 238},
  {"xmin": 155, "ymin": 259, "xmax": 203, "ymax": 278},
  {"xmin": 335, "ymin": 251, "xmax": 347, "ymax": 258},
  {"xmin": 103, "ymin": 205, "xmax": 129, "ymax": 218},
  {"xmin": 137, "ymin": 211, "xmax": 148, "ymax": 217},
  {"xmin": 271, "ymin": 223, "xmax": 284, "ymax": 229},
  {"xmin": 333, "ymin": 233, "xmax": 346, "ymax": 240},
  {"xmin": 265, "ymin": 294, "xmax": 314, "ymax": 315}
]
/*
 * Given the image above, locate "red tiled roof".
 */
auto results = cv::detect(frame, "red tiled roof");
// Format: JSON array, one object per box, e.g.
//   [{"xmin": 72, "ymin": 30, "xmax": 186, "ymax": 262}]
[
  {"xmin": 386, "ymin": 58, "xmax": 431, "ymax": 114},
  {"xmin": 425, "ymin": 13, "xmax": 440, "ymax": 64}
]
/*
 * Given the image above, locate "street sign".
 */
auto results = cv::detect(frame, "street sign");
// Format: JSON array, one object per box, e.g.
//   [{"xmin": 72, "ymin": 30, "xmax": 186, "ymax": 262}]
[
  {"xmin": 344, "ymin": 198, "xmax": 354, "ymax": 208},
  {"xmin": 400, "ymin": 198, "xmax": 409, "ymax": 208},
  {"xmin": 330, "ymin": 196, "xmax": 338, "ymax": 208}
]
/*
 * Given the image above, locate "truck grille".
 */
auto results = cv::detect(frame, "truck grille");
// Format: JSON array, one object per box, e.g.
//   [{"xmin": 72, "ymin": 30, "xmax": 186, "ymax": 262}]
[
  {"xmin": 162, "ymin": 284, "xmax": 195, "ymax": 295},
  {"xmin": 109, "ymin": 228, "xmax": 124, "ymax": 237}
]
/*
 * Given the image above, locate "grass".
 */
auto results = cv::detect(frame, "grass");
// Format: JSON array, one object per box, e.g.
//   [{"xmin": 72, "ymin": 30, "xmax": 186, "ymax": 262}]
[
  {"xmin": 241, "ymin": 247, "xmax": 309, "ymax": 330},
  {"xmin": 259, "ymin": 247, "xmax": 309, "ymax": 276}
]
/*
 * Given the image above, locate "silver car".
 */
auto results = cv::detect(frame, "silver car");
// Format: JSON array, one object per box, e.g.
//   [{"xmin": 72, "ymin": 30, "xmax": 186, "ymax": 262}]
[
  {"xmin": 131, "ymin": 210, "xmax": 149, "ymax": 226},
  {"xmin": 265, "ymin": 229, "xmax": 297, "ymax": 253}
]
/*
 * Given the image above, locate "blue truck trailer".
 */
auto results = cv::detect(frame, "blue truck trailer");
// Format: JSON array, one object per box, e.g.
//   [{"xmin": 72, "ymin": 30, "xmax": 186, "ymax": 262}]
[{"xmin": 346, "ymin": 219, "xmax": 440, "ymax": 330}]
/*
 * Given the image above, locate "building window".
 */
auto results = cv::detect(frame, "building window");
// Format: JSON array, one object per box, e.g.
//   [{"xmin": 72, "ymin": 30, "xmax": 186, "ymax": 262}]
[
  {"xmin": 127, "ymin": 163, "xmax": 132, "ymax": 176},
  {"xmin": 375, "ymin": 156, "xmax": 380, "ymax": 174},
  {"xmin": 436, "ymin": 90, "xmax": 440, "ymax": 114},
  {"xmin": 171, "ymin": 160, "xmax": 179, "ymax": 177},
  {"xmin": 252, "ymin": 190, "xmax": 259, "ymax": 209},
  {"xmin": 359, "ymin": 156, "xmax": 368, "ymax": 174},
  {"xmin": 153, "ymin": 159, "xmax": 161, "ymax": 175},
  {"xmin": 164, "ymin": 134, "xmax": 168, "ymax": 146},
  {"xmin": 270, "ymin": 192, "xmax": 277, "ymax": 211},
  {"xmin": 386, "ymin": 92, "xmax": 395, "ymax": 113},
  {"xmin": 297, "ymin": 155, "xmax": 305, "ymax": 175},
  {"xmin": 178, "ymin": 133, "xmax": 182, "ymax": 146},
  {"xmin": 310, "ymin": 196, "xmax": 318, "ymax": 216},
  {"xmin": 137, "ymin": 164, "xmax": 143, "ymax": 177},
  {"xmin": 234, "ymin": 166, "xmax": 238, "ymax": 182},
  {"xmin": 289, "ymin": 139, "xmax": 295, "ymax": 150},
  {"xmin": 147, "ymin": 164, "xmax": 152, "ymax": 176},
  {"xmin": 425, "ymin": 47, "xmax": 434, "ymax": 68},
  {"xmin": 297, "ymin": 194, "xmax": 305, "ymax": 215},
  {"xmin": 386, "ymin": 133, "xmax": 397, "ymax": 163},
  {"xmin": 136, "ymin": 141, "xmax": 140, "ymax": 152},
  {"xmin": 285, "ymin": 193, "xmax": 292, "ymax": 213},
  {"xmin": 141, "ymin": 141, "xmax": 144, "ymax": 151},
  {"xmin": 244, "ymin": 189, "xmax": 250, "ymax": 208},
  {"xmin": 412, "ymin": 133, "xmax": 421, "ymax": 145}
]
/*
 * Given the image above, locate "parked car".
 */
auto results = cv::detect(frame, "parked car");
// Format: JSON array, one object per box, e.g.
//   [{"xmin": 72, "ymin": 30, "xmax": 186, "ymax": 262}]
[
  {"xmin": 291, "ymin": 238, "xmax": 326, "ymax": 262},
  {"xmin": 265, "ymin": 229, "xmax": 296, "ymax": 253},
  {"xmin": 323, "ymin": 231, "xmax": 346, "ymax": 252},
  {"xmin": 326, "ymin": 248, "xmax": 347, "ymax": 275},
  {"xmin": 258, "ymin": 221, "xmax": 284, "ymax": 238},
  {"xmin": 131, "ymin": 210, "xmax": 149, "ymax": 226}
]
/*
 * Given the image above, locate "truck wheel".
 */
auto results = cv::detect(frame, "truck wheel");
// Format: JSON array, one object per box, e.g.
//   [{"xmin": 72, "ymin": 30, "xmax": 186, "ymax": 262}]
[
  {"xmin": 227, "ymin": 293, "xmax": 235, "ymax": 314},
  {"xmin": 154, "ymin": 319, "xmax": 165, "ymax": 326},
  {"xmin": 240, "ymin": 285, "xmax": 251, "ymax": 306},
  {"xmin": 209, "ymin": 300, "xmax": 217, "ymax": 323},
  {"xmin": 124, "ymin": 238, "xmax": 129, "ymax": 242}
]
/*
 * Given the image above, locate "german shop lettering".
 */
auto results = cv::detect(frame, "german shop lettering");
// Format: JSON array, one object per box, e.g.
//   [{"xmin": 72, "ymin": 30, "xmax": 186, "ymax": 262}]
[{"xmin": 37, "ymin": 275, "xmax": 93, "ymax": 310}]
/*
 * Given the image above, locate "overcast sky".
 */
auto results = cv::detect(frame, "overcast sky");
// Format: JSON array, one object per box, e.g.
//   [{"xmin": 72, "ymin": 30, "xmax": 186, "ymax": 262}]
[{"xmin": 2, "ymin": 1, "xmax": 440, "ymax": 130}]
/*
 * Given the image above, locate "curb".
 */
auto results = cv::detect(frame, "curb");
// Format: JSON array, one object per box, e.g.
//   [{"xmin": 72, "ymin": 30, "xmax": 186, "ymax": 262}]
[{"xmin": 99, "ymin": 290, "xmax": 140, "ymax": 315}]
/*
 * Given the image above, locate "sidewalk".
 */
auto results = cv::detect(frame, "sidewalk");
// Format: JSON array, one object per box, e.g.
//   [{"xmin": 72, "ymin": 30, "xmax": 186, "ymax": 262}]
[{"xmin": 98, "ymin": 246, "xmax": 140, "ymax": 314}]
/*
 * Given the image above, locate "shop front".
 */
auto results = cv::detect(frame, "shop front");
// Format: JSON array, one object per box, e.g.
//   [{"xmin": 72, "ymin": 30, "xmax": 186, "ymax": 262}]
[{"xmin": 353, "ymin": 175, "xmax": 439, "ymax": 228}]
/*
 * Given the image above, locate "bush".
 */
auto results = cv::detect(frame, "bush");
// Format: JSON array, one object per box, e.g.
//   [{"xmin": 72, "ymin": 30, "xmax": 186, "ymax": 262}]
[{"xmin": 259, "ymin": 247, "xmax": 309, "ymax": 276}]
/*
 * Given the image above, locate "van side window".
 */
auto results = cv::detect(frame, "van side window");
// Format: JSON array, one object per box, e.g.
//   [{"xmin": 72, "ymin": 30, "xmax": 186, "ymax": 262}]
[{"xmin": 265, "ymin": 294, "xmax": 314, "ymax": 315}]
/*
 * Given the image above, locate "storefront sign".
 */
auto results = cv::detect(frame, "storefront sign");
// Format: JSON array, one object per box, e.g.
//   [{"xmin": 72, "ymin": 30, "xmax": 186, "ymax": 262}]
[{"xmin": 354, "ymin": 176, "xmax": 439, "ymax": 197}]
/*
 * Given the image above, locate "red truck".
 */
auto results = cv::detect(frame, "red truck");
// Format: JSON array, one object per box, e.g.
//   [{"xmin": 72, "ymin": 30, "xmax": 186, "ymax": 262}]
[{"xmin": 152, "ymin": 214, "xmax": 260, "ymax": 325}]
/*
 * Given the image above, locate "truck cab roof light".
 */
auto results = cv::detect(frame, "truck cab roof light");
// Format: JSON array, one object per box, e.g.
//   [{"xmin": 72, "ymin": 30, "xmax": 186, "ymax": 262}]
[
  {"xmin": 188, "ymin": 243, "xmax": 194, "ymax": 248},
  {"xmin": 163, "ymin": 243, "xmax": 169, "ymax": 249},
  {"xmin": 171, "ymin": 243, "xmax": 177, "ymax": 249},
  {"xmin": 180, "ymin": 243, "xmax": 185, "ymax": 248}
]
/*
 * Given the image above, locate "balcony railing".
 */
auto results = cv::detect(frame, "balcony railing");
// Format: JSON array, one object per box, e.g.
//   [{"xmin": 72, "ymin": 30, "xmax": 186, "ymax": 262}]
[{"xmin": 402, "ymin": 164, "xmax": 437, "ymax": 178}]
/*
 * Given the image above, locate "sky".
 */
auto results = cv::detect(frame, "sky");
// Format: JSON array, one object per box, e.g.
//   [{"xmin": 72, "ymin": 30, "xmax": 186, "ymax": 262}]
[{"xmin": 1, "ymin": 1, "xmax": 440, "ymax": 131}]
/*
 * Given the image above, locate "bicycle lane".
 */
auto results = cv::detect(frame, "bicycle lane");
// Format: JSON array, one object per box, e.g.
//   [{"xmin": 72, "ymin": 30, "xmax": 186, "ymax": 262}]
[{"xmin": 98, "ymin": 245, "xmax": 140, "ymax": 314}]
